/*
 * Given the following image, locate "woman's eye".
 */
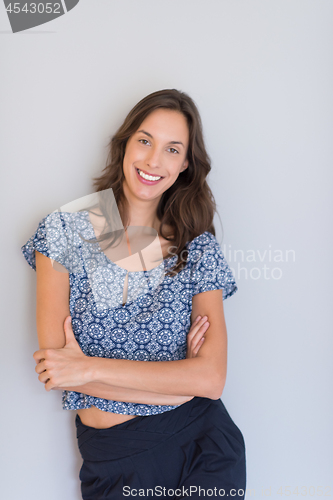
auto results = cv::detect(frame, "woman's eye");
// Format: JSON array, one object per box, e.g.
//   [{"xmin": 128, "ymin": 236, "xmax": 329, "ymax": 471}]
[{"xmin": 138, "ymin": 139, "xmax": 178, "ymax": 154}]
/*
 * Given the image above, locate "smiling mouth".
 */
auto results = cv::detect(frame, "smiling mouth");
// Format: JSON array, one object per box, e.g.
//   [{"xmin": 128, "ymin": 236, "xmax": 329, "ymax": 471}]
[{"xmin": 135, "ymin": 168, "xmax": 164, "ymax": 181}]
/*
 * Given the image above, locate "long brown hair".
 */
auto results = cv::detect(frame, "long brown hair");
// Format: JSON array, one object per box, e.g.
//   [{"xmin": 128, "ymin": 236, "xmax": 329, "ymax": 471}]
[{"xmin": 93, "ymin": 89, "xmax": 221, "ymax": 277}]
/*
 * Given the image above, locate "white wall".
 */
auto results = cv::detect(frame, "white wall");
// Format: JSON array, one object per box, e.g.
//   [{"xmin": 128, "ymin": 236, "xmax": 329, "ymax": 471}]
[{"xmin": 1, "ymin": 1, "xmax": 332, "ymax": 498}]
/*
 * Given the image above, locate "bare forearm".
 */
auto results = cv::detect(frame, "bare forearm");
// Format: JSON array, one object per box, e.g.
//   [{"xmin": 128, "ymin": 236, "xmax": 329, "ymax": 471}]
[
  {"xmin": 85, "ymin": 357, "xmax": 219, "ymax": 399},
  {"xmin": 62, "ymin": 381, "xmax": 194, "ymax": 406}
]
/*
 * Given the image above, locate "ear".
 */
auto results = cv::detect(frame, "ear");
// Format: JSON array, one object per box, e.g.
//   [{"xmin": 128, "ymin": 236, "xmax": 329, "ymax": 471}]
[{"xmin": 180, "ymin": 159, "xmax": 189, "ymax": 173}]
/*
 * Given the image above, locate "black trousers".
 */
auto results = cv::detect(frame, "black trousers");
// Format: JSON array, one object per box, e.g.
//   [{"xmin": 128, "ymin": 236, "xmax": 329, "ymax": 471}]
[{"xmin": 75, "ymin": 396, "xmax": 246, "ymax": 499}]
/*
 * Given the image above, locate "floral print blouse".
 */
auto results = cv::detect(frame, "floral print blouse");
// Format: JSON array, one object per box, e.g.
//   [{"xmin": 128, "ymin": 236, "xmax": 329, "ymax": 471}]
[{"xmin": 21, "ymin": 210, "xmax": 238, "ymax": 416}]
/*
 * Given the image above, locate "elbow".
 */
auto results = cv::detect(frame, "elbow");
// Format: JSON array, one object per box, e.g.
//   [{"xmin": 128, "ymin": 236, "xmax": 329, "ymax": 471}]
[
  {"xmin": 206, "ymin": 371, "xmax": 226, "ymax": 400},
  {"xmin": 194, "ymin": 359, "xmax": 226, "ymax": 400}
]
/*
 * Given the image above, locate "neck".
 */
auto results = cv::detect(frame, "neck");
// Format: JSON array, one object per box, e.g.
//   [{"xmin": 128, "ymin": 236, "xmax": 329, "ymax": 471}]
[{"xmin": 123, "ymin": 182, "xmax": 161, "ymax": 232}]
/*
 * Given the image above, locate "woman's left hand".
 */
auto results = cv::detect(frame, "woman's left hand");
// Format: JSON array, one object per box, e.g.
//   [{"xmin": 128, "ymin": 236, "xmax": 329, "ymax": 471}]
[
  {"xmin": 186, "ymin": 315, "xmax": 209, "ymax": 359},
  {"xmin": 33, "ymin": 316, "xmax": 90, "ymax": 391}
]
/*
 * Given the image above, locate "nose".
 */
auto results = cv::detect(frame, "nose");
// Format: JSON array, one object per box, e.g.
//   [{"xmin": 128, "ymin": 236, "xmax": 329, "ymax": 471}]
[{"xmin": 146, "ymin": 146, "xmax": 163, "ymax": 169}]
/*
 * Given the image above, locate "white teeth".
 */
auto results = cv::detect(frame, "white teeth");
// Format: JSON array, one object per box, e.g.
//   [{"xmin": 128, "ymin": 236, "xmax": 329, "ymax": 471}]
[{"xmin": 138, "ymin": 169, "xmax": 161, "ymax": 181}]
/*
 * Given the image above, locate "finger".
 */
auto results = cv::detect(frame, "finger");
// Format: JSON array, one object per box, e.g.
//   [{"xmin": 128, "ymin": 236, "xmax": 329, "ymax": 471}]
[
  {"xmin": 187, "ymin": 316, "xmax": 201, "ymax": 339},
  {"xmin": 187, "ymin": 317, "xmax": 209, "ymax": 342},
  {"xmin": 38, "ymin": 371, "xmax": 50, "ymax": 384},
  {"xmin": 187, "ymin": 316, "xmax": 208, "ymax": 338},
  {"xmin": 190, "ymin": 334, "xmax": 206, "ymax": 357},
  {"xmin": 193, "ymin": 337, "xmax": 205, "ymax": 355},
  {"xmin": 33, "ymin": 350, "xmax": 47, "ymax": 363},
  {"xmin": 63, "ymin": 316, "xmax": 74, "ymax": 344},
  {"xmin": 45, "ymin": 379, "xmax": 53, "ymax": 392},
  {"xmin": 190, "ymin": 315, "xmax": 203, "ymax": 330},
  {"xmin": 188, "ymin": 321, "xmax": 210, "ymax": 350},
  {"xmin": 191, "ymin": 325, "xmax": 208, "ymax": 349},
  {"xmin": 35, "ymin": 361, "xmax": 47, "ymax": 374}
]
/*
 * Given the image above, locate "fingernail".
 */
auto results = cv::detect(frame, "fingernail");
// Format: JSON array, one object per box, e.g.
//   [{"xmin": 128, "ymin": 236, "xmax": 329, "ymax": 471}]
[
  {"xmin": 202, "ymin": 316, "xmax": 208, "ymax": 321},
  {"xmin": 196, "ymin": 316, "xmax": 201, "ymax": 322}
]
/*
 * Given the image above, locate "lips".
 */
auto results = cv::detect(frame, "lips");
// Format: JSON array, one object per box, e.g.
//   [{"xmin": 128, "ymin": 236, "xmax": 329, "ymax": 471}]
[
  {"xmin": 135, "ymin": 167, "xmax": 164, "ymax": 185},
  {"xmin": 136, "ymin": 168, "xmax": 164, "ymax": 179}
]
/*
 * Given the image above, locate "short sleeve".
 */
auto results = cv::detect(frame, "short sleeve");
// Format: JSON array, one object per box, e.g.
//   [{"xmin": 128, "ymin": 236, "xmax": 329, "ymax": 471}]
[
  {"xmin": 190, "ymin": 232, "xmax": 238, "ymax": 300},
  {"xmin": 21, "ymin": 211, "xmax": 75, "ymax": 272}
]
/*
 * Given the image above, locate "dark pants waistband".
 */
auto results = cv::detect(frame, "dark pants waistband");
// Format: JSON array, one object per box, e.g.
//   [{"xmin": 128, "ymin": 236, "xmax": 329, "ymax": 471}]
[
  {"xmin": 75, "ymin": 396, "xmax": 222, "ymax": 462},
  {"xmin": 75, "ymin": 396, "xmax": 247, "ymax": 497}
]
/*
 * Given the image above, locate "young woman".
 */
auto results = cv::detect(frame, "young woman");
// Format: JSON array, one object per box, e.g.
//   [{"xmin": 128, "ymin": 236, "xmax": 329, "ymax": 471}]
[{"xmin": 22, "ymin": 89, "xmax": 246, "ymax": 499}]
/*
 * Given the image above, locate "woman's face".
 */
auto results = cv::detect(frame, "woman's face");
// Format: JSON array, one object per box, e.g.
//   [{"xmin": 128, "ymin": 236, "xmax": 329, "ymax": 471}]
[{"xmin": 122, "ymin": 108, "xmax": 189, "ymax": 203}]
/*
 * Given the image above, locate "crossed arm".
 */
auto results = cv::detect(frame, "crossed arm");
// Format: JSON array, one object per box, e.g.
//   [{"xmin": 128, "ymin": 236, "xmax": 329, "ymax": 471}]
[{"xmin": 34, "ymin": 251, "xmax": 228, "ymax": 405}]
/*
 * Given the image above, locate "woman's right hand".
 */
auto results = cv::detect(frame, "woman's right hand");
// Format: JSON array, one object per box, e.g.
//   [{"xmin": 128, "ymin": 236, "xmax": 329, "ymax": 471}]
[{"xmin": 186, "ymin": 315, "xmax": 209, "ymax": 359}]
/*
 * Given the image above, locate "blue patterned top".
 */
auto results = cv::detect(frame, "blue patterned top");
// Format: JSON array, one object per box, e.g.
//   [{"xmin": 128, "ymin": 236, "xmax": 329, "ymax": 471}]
[{"xmin": 21, "ymin": 210, "xmax": 238, "ymax": 416}]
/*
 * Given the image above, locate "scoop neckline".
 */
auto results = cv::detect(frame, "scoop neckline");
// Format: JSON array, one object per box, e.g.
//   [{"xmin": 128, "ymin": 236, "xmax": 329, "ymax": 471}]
[{"xmin": 81, "ymin": 210, "xmax": 177, "ymax": 274}]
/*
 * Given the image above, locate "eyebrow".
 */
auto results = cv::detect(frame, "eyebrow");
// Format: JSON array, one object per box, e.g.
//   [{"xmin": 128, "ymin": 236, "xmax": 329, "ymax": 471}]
[{"xmin": 136, "ymin": 129, "xmax": 185, "ymax": 148}]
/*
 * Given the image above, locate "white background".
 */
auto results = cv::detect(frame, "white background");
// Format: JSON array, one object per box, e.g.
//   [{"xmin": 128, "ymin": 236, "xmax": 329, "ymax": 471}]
[{"xmin": 1, "ymin": 1, "xmax": 332, "ymax": 498}]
